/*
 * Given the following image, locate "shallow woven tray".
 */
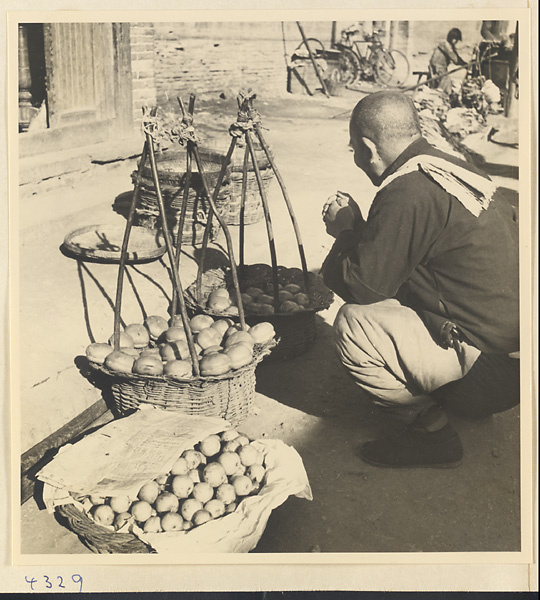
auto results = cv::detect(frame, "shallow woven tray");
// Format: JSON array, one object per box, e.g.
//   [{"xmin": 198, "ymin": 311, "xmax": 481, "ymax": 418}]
[
  {"xmin": 89, "ymin": 341, "xmax": 274, "ymax": 423},
  {"xmin": 63, "ymin": 225, "xmax": 166, "ymax": 263},
  {"xmin": 56, "ymin": 503, "xmax": 152, "ymax": 554},
  {"xmin": 185, "ymin": 264, "xmax": 334, "ymax": 361}
]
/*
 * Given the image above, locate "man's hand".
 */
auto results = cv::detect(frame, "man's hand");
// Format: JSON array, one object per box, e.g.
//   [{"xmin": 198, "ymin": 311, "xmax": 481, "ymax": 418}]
[{"xmin": 322, "ymin": 191, "xmax": 364, "ymax": 238}]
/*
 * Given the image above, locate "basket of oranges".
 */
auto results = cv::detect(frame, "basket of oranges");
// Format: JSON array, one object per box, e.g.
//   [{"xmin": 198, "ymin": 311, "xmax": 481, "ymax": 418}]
[
  {"xmin": 85, "ymin": 100, "xmax": 277, "ymax": 424},
  {"xmin": 185, "ymin": 263, "xmax": 334, "ymax": 361},
  {"xmin": 51, "ymin": 424, "xmax": 312, "ymax": 554},
  {"xmin": 86, "ymin": 314, "xmax": 276, "ymax": 424}
]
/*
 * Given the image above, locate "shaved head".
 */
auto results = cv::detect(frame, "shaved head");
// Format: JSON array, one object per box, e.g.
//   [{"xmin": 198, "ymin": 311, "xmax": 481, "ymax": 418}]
[
  {"xmin": 350, "ymin": 91, "xmax": 421, "ymax": 147},
  {"xmin": 349, "ymin": 92, "xmax": 422, "ymax": 184}
]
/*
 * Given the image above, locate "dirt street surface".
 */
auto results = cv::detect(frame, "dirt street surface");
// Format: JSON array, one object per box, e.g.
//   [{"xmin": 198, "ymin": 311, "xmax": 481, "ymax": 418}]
[{"xmin": 20, "ymin": 91, "xmax": 521, "ymax": 555}]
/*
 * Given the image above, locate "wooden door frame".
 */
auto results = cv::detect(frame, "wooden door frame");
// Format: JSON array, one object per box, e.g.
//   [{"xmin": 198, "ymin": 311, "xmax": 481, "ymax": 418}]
[{"xmin": 19, "ymin": 22, "xmax": 134, "ymax": 159}]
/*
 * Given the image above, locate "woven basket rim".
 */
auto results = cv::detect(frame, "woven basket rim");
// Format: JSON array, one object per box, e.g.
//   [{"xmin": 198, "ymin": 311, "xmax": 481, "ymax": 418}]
[
  {"xmin": 63, "ymin": 225, "xmax": 167, "ymax": 263},
  {"xmin": 185, "ymin": 264, "xmax": 334, "ymax": 318},
  {"xmin": 88, "ymin": 339, "xmax": 275, "ymax": 383},
  {"xmin": 56, "ymin": 503, "xmax": 152, "ymax": 554}
]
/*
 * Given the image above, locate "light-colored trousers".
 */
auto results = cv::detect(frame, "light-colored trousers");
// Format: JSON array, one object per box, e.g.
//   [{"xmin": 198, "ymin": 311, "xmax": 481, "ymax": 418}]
[{"xmin": 334, "ymin": 299, "xmax": 481, "ymax": 421}]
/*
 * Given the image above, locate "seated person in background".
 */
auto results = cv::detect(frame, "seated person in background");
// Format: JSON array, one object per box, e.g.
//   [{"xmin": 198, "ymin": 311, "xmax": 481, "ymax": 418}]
[
  {"xmin": 429, "ymin": 28, "xmax": 467, "ymax": 94},
  {"xmin": 321, "ymin": 91, "xmax": 519, "ymax": 469}
]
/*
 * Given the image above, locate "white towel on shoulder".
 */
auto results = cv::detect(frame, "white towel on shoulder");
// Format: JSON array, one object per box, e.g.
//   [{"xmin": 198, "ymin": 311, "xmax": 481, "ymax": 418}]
[{"xmin": 379, "ymin": 154, "xmax": 497, "ymax": 217}]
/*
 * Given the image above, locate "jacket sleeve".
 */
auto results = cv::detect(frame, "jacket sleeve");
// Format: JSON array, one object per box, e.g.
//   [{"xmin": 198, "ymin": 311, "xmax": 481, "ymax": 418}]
[
  {"xmin": 321, "ymin": 173, "xmax": 449, "ymax": 305},
  {"xmin": 322, "ymin": 230, "xmax": 387, "ymax": 304}
]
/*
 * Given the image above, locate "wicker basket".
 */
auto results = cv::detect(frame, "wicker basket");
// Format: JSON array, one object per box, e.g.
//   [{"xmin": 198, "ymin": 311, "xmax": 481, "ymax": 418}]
[
  {"xmin": 206, "ymin": 141, "xmax": 275, "ymax": 226},
  {"xmin": 132, "ymin": 147, "xmax": 229, "ymax": 246},
  {"xmin": 88, "ymin": 342, "xmax": 273, "ymax": 423},
  {"xmin": 56, "ymin": 503, "xmax": 151, "ymax": 554},
  {"xmin": 185, "ymin": 264, "xmax": 333, "ymax": 362}
]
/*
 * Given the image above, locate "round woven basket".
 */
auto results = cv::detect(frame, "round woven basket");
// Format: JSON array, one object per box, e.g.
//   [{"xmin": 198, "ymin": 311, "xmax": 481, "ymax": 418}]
[
  {"xmin": 205, "ymin": 141, "xmax": 275, "ymax": 226},
  {"xmin": 132, "ymin": 147, "xmax": 229, "ymax": 246},
  {"xmin": 56, "ymin": 503, "xmax": 151, "ymax": 554},
  {"xmin": 185, "ymin": 264, "xmax": 333, "ymax": 362},
  {"xmin": 88, "ymin": 342, "xmax": 273, "ymax": 424}
]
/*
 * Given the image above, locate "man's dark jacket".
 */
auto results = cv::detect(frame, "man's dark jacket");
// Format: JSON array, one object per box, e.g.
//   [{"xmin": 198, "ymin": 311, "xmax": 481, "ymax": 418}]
[{"xmin": 322, "ymin": 137, "xmax": 519, "ymax": 355}]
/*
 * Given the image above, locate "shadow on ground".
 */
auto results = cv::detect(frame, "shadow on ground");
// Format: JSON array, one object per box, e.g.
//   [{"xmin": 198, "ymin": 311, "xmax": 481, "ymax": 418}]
[{"xmin": 246, "ymin": 317, "xmax": 521, "ymax": 554}]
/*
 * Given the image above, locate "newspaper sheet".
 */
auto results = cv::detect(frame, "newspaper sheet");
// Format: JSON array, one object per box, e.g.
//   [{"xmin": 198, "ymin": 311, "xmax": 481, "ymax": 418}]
[{"xmin": 37, "ymin": 407, "xmax": 230, "ymax": 498}]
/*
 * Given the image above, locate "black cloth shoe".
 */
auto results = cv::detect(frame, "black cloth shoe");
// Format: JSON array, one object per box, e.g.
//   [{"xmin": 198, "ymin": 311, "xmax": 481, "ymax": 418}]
[{"xmin": 359, "ymin": 422, "xmax": 464, "ymax": 468}]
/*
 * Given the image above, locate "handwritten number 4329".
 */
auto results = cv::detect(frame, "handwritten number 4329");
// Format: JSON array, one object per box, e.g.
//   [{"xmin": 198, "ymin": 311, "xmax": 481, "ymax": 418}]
[{"xmin": 25, "ymin": 574, "xmax": 83, "ymax": 592}]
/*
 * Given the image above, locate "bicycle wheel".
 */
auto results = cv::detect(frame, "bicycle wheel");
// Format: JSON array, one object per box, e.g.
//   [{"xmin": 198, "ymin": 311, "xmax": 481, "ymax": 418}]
[
  {"xmin": 336, "ymin": 47, "xmax": 361, "ymax": 84},
  {"xmin": 374, "ymin": 49, "xmax": 410, "ymax": 87}
]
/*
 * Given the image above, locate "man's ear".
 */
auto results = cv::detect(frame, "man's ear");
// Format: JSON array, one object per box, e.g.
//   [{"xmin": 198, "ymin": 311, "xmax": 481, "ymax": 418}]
[{"xmin": 361, "ymin": 137, "xmax": 380, "ymax": 164}]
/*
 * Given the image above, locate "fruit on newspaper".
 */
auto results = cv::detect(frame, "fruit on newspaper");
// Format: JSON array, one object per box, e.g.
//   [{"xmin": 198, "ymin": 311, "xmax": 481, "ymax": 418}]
[
  {"xmin": 80, "ymin": 430, "xmax": 269, "ymax": 534},
  {"xmin": 85, "ymin": 315, "xmax": 275, "ymax": 378}
]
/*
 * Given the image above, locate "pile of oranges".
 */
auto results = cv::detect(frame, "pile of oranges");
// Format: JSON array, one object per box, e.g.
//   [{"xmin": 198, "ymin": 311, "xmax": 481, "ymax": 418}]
[
  {"xmin": 86, "ymin": 314, "xmax": 275, "ymax": 378},
  {"xmin": 82, "ymin": 430, "xmax": 268, "ymax": 533}
]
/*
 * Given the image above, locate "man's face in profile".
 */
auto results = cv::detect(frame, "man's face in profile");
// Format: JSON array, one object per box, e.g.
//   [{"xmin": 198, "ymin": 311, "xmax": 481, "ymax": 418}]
[{"xmin": 349, "ymin": 123, "xmax": 378, "ymax": 184}]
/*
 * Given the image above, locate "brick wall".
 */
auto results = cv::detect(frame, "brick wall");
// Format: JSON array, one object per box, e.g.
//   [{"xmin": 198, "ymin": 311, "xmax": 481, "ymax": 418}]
[
  {"xmin": 130, "ymin": 22, "xmax": 158, "ymax": 124},
  {"xmin": 154, "ymin": 22, "xmax": 288, "ymax": 105},
  {"xmin": 152, "ymin": 21, "xmax": 413, "ymax": 104}
]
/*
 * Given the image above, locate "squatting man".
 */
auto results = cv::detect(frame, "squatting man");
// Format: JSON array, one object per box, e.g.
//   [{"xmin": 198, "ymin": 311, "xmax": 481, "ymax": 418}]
[{"xmin": 321, "ymin": 91, "xmax": 519, "ymax": 468}]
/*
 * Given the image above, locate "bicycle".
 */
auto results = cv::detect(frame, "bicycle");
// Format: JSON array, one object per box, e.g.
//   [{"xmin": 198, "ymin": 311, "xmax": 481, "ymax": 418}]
[{"xmin": 333, "ymin": 27, "xmax": 410, "ymax": 88}]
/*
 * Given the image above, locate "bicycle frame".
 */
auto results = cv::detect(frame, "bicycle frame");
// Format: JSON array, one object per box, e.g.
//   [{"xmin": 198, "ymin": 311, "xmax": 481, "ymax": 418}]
[{"xmin": 337, "ymin": 31, "xmax": 385, "ymax": 75}]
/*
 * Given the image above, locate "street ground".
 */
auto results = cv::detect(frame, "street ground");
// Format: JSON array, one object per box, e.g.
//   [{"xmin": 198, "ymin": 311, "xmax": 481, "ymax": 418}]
[{"xmin": 19, "ymin": 88, "xmax": 521, "ymax": 555}]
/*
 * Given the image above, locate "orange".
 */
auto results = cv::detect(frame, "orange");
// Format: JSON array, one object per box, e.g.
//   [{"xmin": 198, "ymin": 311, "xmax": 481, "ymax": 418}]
[
  {"xmin": 92, "ymin": 504, "xmax": 115, "ymax": 526},
  {"xmin": 180, "ymin": 498, "xmax": 203, "ymax": 521},
  {"xmin": 203, "ymin": 462, "xmax": 227, "ymax": 487},
  {"xmin": 138, "ymin": 480, "xmax": 159, "ymax": 504},
  {"xmin": 143, "ymin": 515, "xmax": 162, "ymax": 533},
  {"xmin": 199, "ymin": 434, "xmax": 221, "ymax": 457},
  {"xmin": 130, "ymin": 500, "xmax": 153, "ymax": 523},
  {"xmin": 182, "ymin": 449, "xmax": 203, "ymax": 470},
  {"xmin": 192, "ymin": 509, "xmax": 212, "ymax": 526},
  {"xmin": 108, "ymin": 495, "xmax": 131, "ymax": 514},
  {"xmin": 231, "ymin": 475, "xmax": 253, "ymax": 496},
  {"xmin": 171, "ymin": 475, "xmax": 194, "ymax": 499},
  {"xmin": 204, "ymin": 498, "xmax": 226, "ymax": 519},
  {"xmin": 170, "ymin": 457, "xmax": 189, "ymax": 476},
  {"xmin": 217, "ymin": 451, "xmax": 241, "ymax": 476},
  {"xmin": 192, "ymin": 482, "xmax": 214, "ymax": 504},
  {"xmin": 160, "ymin": 512, "xmax": 184, "ymax": 532},
  {"xmin": 154, "ymin": 491, "xmax": 179, "ymax": 513}
]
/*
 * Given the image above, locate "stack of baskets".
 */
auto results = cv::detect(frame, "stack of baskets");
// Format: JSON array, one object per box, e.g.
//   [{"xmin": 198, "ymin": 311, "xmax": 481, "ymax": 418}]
[
  {"xmin": 131, "ymin": 141, "xmax": 274, "ymax": 243},
  {"xmin": 131, "ymin": 147, "xmax": 229, "ymax": 246}
]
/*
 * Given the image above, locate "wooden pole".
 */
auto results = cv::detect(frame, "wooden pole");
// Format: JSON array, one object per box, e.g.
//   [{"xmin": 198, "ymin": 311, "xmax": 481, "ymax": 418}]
[
  {"xmin": 401, "ymin": 60, "xmax": 475, "ymax": 92},
  {"xmin": 296, "ymin": 21, "xmax": 330, "ymax": 98},
  {"xmin": 171, "ymin": 148, "xmax": 192, "ymax": 318},
  {"xmin": 239, "ymin": 143, "xmax": 250, "ymax": 273},
  {"xmin": 146, "ymin": 132, "xmax": 201, "ymax": 375},
  {"xmin": 196, "ymin": 136, "xmax": 237, "ymax": 306},
  {"xmin": 191, "ymin": 144, "xmax": 247, "ymax": 331},
  {"xmin": 245, "ymin": 129, "xmax": 280, "ymax": 311},
  {"xmin": 112, "ymin": 139, "xmax": 149, "ymax": 350},
  {"xmin": 172, "ymin": 94, "xmax": 196, "ymax": 317},
  {"xmin": 253, "ymin": 124, "xmax": 310, "ymax": 293}
]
